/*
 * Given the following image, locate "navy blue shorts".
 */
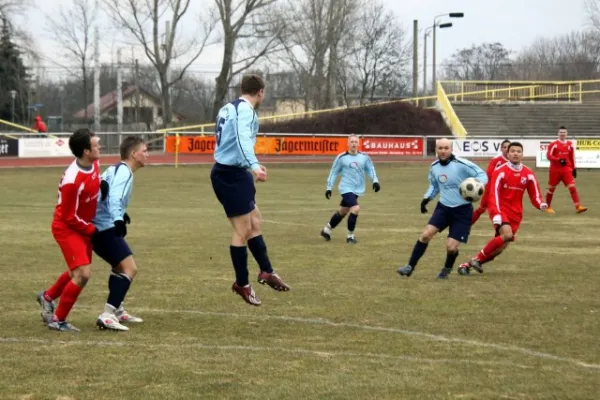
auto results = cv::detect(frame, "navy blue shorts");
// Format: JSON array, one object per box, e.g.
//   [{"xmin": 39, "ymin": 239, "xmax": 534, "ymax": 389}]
[
  {"xmin": 428, "ymin": 202, "xmax": 473, "ymax": 243},
  {"xmin": 210, "ymin": 163, "xmax": 256, "ymax": 218},
  {"xmin": 92, "ymin": 228, "xmax": 133, "ymax": 268},
  {"xmin": 340, "ymin": 193, "xmax": 359, "ymax": 208}
]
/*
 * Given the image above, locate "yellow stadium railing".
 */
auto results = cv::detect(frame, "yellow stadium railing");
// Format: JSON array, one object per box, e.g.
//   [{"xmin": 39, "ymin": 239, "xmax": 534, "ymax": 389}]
[{"xmin": 437, "ymin": 82, "xmax": 468, "ymax": 138}]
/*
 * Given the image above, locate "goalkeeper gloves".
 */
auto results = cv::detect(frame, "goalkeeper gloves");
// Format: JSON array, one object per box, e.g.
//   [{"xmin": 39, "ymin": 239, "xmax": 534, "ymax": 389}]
[
  {"xmin": 124, "ymin": 213, "xmax": 131, "ymax": 224},
  {"xmin": 559, "ymin": 159, "xmax": 567, "ymax": 166},
  {"xmin": 100, "ymin": 180, "xmax": 109, "ymax": 201},
  {"xmin": 572, "ymin": 169, "xmax": 577, "ymax": 178},
  {"xmin": 114, "ymin": 220, "xmax": 127, "ymax": 237},
  {"xmin": 420, "ymin": 198, "xmax": 429, "ymax": 214},
  {"xmin": 373, "ymin": 182, "xmax": 380, "ymax": 192},
  {"xmin": 325, "ymin": 190, "xmax": 332, "ymax": 199}
]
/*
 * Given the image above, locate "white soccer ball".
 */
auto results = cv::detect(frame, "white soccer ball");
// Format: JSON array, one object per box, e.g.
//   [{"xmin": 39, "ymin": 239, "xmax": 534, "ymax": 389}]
[{"xmin": 459, "ymin": 178, "xmax": 485, "ymax": 202}]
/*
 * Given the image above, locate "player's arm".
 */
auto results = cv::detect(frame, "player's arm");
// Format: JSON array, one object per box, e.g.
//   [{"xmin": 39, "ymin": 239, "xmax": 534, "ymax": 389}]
[
  {"xmin": 488, "ymin": 169, "xmax": 504, "ymax": 224},
  {"xmin": 235, "ymin": 105, "xmax": 261, "ymax": 173},
  {"xmin": 60, "ymin": 182, "xmax": 97, "ymax": 236},
  {"xmin": 108, "ymin": 167, "xmax": 132, "ymax": 223},
  {"xmin": 569, "ymin": 145, "xmax": 577, "ymax": 178},
  {"xmin": 423, "ymin": 167, "xmax": 439, "ymax": 200},
  {"xmin": 326, "ymin": 155, "xmax": 342, "ymax": 192},
  {"xmin": 463, "ymin": 158, "xmax": 489, "ymax": 185},
  {"xmin": 526, "ymin": 172, "xmax": 547, "ymax": 210},
  {"xmin": 546, "ymin": 142, "xmax": 559, "ymax": 162},
  {"xmin": 364, "ymin": 155, "xmax": 380, "ymax": 192}
]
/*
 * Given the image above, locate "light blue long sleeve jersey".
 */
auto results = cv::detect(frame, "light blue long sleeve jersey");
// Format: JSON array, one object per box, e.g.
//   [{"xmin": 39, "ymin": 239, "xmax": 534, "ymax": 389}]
[
  {"xmin": 424, "ymin": 156, "xmax": 488, "ymax": 208},
  {"xmin": 326, "ymin": 151, "xmax": 379, "ymax": 196},
  {"xmin": 213, "ymin": 98, "xmax": 261, "ymax": 172},
  {"xmin": 93, "ymin": 162, "xmax": 134, "ymax": 232}
]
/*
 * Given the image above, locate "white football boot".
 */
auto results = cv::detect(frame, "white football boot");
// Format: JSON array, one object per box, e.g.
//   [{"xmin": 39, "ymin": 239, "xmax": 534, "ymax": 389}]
[
  {"xmin": 116, "ymin": 305, "xmax": 144, "ymax": 323},
  {"xmin": 96, "ymin": 313, "xmax": 129, "ymax": 331}
]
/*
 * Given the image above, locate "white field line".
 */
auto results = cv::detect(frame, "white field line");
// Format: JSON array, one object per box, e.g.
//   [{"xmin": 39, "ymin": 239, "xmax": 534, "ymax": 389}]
[
  {"xmin": 67, "ymin": 307, "xmax": 600, "ymax": 371},
  {"xmin": 0, "ymin": 337, "xmax": 529, "ymax": 369}
]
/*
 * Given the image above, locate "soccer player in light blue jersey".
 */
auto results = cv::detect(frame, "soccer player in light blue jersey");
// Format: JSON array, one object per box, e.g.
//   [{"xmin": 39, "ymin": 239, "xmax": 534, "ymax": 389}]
[
  {"xmin": 397, "ymin": 138, "xmax": 487, "ymax": 279},
  {"xmin": 210, "ymin": 74, "xmax": 290, "ymax": 307},
  {"xmin": 320, "ymin": 134, "xmax": 380, "ymax": 244},
  {"xmin": 92, "ymin": 136, "xmax": 148, "ymax": 331}
]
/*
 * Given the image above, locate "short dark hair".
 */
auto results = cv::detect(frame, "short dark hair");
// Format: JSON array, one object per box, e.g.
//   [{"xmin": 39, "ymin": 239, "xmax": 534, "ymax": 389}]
[
  {"xmin": 69, "ymin": 128, "xmax": 95, "ymax": 158},
  {"xmin": 501, "ymin": 139, "xmax": 511, "ymax": 146},
  {"xmin": 508, "ymin": 142, "xmax": 523, "ymax": 151},
  {"xmin": 120, "ymin": 136, "xmax": 145, "ymax": 160},
  {"xmin": 241, "ymin": 74, "xmax": 266, "ymax": 95},
  {"xmin": 559, "ymin": 126, "xmax": 567, "ymax": 130}
]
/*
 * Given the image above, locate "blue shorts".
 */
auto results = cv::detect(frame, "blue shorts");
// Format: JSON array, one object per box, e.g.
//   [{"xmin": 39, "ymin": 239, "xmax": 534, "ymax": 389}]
[
  {"xmin": 340, "ymin": 193, "xmax": 359, "ymax": 208},
  {"xmin": 210, "ymin": 163, "xmax": 256, "ymax": 218},
  {"xmin": 92, "ymin": 228, "xmax": 133, "ymax": 268},
  {"xmin": 428, "ymin": 202, "xmax": 473, "ymax": 243}
]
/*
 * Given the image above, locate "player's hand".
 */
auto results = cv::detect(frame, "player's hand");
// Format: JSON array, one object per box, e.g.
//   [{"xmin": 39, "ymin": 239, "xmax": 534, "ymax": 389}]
[
  {"xmin": 572, "ymin": 168, "xmax": 577, "ymax": 179},
  {"xmin": 100, "ymin": 180, "xmax": 109, "ymax": 201},
  {"xmin": 420, "ymin": 198, "xmax": 429, "ymax": 214},
  {"xmin": 492, "ymin": 214, "xmax": 502, "ymax": 226},
  {"xmin": 253, "ymin": 166, "xmax": 267, "ymax": 182},
  {"xmin": 325, "ymin": 190, "xmax": 332, "ymax": 199},
  {"xmin": 114, "ymin": 220, "xmax": 127, "ymax": 237},
  {"xmin": 123, "ymin": 213, "xmax": 131, "ymax": 224},
  {"xmin": 559, "ymin": 159, "xmax": 567, "ymax": 166},
  {"xmin": 540, "ymin": 203, "xmax": 548, "ymax": 211},
  {"xmin": 373, "ymin": 182, "xmax": 380, "ymax": 192}
]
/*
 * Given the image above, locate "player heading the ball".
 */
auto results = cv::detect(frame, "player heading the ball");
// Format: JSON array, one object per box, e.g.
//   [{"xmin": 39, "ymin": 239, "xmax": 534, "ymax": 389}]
[
  {"xmin": 397, "ymin": 138, "xmax": 487, "ymax": 279},
  {"xmin": 210, "ymin": 74, "xmax": 290, "ymax": 307},
  {"xmin": 320, "ymin": 134, "xmax": 380, "ymax": 244}
]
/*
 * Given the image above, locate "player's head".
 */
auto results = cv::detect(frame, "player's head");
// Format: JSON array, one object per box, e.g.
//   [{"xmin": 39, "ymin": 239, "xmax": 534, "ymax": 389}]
[
  {"xmin": 436, "ymin": 138, "xmax": 453, "ymax": 161},
  {"xmin": 558, "ymin": 126, "xmax": 568, "ymax": 141},
  {"xmin": 241, "ymin": 74, "xmax": 266, "ymax": 109},
  {"xmin": 347, "ymin": 134, "xmax": 360, "ymax": 154},
  {"xmin": 507, "ymin": 142, "xmax": 523, "ymax": 164},
  {"xmin": 69, "ymin": 128, "xmax": 100, "ymax": 162},
  {"xmin": 120, "ymin": 136, "xmax": 148, "ymax": 170},
  {"xmin": 501, "ymin": 139, "xmax": 511, "ymax": 157}
]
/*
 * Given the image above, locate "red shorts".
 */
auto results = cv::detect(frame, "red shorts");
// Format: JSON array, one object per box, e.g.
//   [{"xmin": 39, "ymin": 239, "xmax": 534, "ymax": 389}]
[
  {"xmin": 52, "ymin": 226, "xmax": 92, "ymax": 270},
  {"xmin": 489, "ymin": 213, "xmax": 521, "ymax": 241},
  {"xmin": 549, "ymin": 168, "xmax": 574, "ymax": 187}
]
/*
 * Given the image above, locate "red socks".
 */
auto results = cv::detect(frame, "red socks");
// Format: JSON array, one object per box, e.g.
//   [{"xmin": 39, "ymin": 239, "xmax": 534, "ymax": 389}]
[
  {"xmin": 53, "ymin": 280, "xmax": 83, "ymax": 322},
  {"xmin": 44, "ymin": 271, "xmax": 71, "ymax": 301},
  {"xmin": 569, "ymin": 186, "xmax": 580, "ymax": 206},
  {"xmin": 476, "ymin": 236, "xmax": 505, "ymax": 263},
  {"xmin": 546, "ymin": 190, "xmax": 555, "ymax": 207}
]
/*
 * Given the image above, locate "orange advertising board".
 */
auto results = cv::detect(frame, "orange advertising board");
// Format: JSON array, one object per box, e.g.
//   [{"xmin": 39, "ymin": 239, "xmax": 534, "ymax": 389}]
[{"xmin": 166, "ymin": 135, "xmax": 348, "ymax": 155}]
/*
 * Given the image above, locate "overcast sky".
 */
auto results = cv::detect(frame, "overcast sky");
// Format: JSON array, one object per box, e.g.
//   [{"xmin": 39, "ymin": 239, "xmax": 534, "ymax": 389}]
[{"xmin": 18, "ymin": 0, "xmax": 590, "ymax": 81}]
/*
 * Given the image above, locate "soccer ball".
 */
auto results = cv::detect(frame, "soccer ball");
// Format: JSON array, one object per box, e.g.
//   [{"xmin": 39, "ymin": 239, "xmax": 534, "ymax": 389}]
[{"xmin": 459, "ymin": 178, "xmax": 484, "ymax": 202}]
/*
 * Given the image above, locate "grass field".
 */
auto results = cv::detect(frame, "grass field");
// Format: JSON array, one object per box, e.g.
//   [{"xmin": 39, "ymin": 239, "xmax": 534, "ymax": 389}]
[{"xmin": 1, "ymin": 162, "xmax": 599, "ymax": 400}]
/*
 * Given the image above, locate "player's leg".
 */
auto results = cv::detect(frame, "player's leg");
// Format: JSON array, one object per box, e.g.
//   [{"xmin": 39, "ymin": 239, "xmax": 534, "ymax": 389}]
[
  {"xmin": 320, "ymin": 197, "xmax": 350, "ymax": 241},
  {"xmin": 563, "ymin": 170, "xmax": 587, "ymax": 213},
  {"xmin": 249, "ymin": 205, "xmax": 291, "ymax": 292},
  {"xmin": 545, "ymin": 170, "xmax": 561, "ymax": 214},
  {"xmin": 468, "ymin": 223, "xmax": 514, "ymax": 273},
  {"xmin": 440, "ymin": 204, "xmax": 471, "ymax": 278},
  {"xmin": 398, "ymin": 203, "xmax": 447, "ymax": 277},
  {"xmin": 471, "ymin": 189, "xmax": 489, "ymax": 225},
  {"xmin": 345, "ymin": 194, "xmax": 360, "ymax": 243}
]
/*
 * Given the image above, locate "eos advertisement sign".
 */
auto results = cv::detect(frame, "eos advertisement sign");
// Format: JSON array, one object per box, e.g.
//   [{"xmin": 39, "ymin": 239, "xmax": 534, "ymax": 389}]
[{"xmin": 452, "ymin": 140, "xmax": 505, "ymax": 157}]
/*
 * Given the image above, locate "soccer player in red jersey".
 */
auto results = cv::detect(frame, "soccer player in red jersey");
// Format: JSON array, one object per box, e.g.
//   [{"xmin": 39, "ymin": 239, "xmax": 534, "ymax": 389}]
[
  {"xmin": 458, "ymin": 142, "xmax": 548, "ymax": 275},
  {"xmin": 37, "ymin": 129, "xmax": 102, "ymax": 332},
  {"xmin": 545, "ymin": 126, "xmax": 587, "ymax": 215},
  {"xmin": 471, "ymin": 139, "xmax": 511, "ymax": 225}
]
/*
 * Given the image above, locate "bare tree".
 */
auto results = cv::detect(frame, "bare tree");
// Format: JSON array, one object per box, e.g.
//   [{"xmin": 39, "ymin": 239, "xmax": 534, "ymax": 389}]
[
  {"xmin": 46, "ymin": 0, "xmax": 96, "ymax": 121},
  {"xmin": 103, "ymin": 0, "xmax": 216, "ymax": 128},
  {"xmin": 442, "ymin": 42, "xmax": 513, "ymax": 81},
  {"xmin": 211, "ymin": 0, "xmax": 284, "ymax": 119},
  {"xmin": 338, "ymin": 1, "xmax": 410, "ymax": 105}
]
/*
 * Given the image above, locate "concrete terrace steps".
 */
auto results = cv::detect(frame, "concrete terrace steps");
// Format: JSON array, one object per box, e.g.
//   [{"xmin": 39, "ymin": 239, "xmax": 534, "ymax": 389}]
[{"xmin": 452, "ymin": 103, "xmax": 600, "ymax": 137}]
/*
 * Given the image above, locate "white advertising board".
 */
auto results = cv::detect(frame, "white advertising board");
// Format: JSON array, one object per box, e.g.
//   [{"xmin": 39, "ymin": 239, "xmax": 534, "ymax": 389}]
[
  {"xmin": 18, "ymin": 138, "xmax": 72, "ymax": 158},
  {"xmin": 452, "ymin": 139, "xmax": 540, "ymax": 158},
  {"xmin": 535, "ymin": 139, "xmax": 600, "ymax": 168}
]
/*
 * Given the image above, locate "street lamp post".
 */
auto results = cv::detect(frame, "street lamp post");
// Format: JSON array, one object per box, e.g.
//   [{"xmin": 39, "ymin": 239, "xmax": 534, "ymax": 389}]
[
  {"xmin": 432, "ymin": 12, "xmax": 464, "ymax": 93},
  {"xmin": 9, "ymin": 90, "xmax": 16, "ymax": 123},
  {"xmin": 424, "ymin": 23, "xmax": 452, "ymax": 98}
]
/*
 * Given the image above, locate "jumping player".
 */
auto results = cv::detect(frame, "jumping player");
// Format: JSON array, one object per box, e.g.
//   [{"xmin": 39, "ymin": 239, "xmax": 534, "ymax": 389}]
[
  {"xmin": 37, "ymin": 129, "xmax": 101, "ymax": 332},
  {"xmin": 458, "ymin": 142, "xmax": 548, "ymax": 275},
  {"xmin": 545, "ymin": 126, "xmax": 587, "ymax": 215},
  {"xmin": 320, "ymin": 134, "xmax": 380, "ymax": 244},
  {"xmin": 93, "ymin": 136, "xmax": 148, "ymax": 331},
  {"xmin": 210, "ymin": 74, "xmax": 290, "ymax": 307},
  {"xmin": 397, "ymin": 138, "xmax": 487, "ymax": 279},
  {"xmin": 471, "ymin": 139, "xmax": 511, "ymax": 225}
]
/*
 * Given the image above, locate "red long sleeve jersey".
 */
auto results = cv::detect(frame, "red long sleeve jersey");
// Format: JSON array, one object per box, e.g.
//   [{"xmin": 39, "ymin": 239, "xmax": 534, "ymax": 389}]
[
  {"xmin": 52, "ymin": 160, "xmax": 101, "ymax": 236},
  {"xmin": 489, "ymin": 163, "xmax": 544, "ymax": 218},
  {"xmin": 546, "ymin": 140, "xmax": 575, "ymax": 169},
  {"xmin": 486, "ymin": 155, "xmax": 508, "ymax": 180}
]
